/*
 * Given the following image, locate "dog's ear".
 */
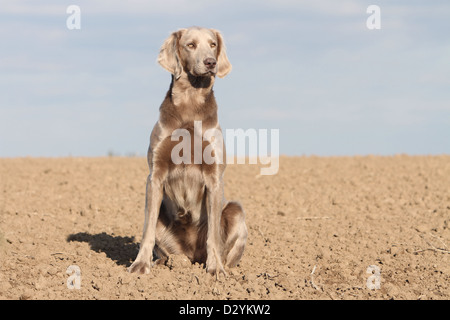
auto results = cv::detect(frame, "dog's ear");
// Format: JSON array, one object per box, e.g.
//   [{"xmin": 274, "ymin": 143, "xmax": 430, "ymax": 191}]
[
  {"xmin": 158, "ymin": 29, "xmax": 186, "ymax": 79},
  {"xmin": 212, "ymin": 29, "xmax": 232, "ymax": 78}
]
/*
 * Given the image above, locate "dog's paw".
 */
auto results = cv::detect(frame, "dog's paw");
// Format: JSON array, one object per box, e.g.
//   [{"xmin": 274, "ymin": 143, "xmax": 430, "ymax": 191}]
[
  {"xmin": 206, "ymin": 256, "xmax": 225, "ymax": 277},
  {"xmin": 128, "ymin": 259, "xmax": 152, "ymax": 274}
]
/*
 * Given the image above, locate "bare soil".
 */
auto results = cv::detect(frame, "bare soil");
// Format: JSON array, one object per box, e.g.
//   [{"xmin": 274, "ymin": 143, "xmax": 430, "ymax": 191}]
[{"xmin": 0, "ymin": 156, "xmax": 448, "ymax": 300}]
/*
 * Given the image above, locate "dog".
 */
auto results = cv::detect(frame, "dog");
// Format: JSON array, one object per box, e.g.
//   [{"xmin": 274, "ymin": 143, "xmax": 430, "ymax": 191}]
[{"xmin": 128, "ymin": 27, "xmax": 248, "ymax": 276}]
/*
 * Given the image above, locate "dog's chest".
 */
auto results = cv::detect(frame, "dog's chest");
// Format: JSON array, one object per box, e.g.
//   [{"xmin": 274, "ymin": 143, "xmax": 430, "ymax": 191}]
[{"xmin": 163, "ymin": 166, "xmax": 205, "ymax": 222}]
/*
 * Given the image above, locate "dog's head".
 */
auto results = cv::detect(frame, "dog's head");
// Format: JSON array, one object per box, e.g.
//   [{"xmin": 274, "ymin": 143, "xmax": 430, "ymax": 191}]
[{"xmin": 158, "ymin": 27, "xmax": 232, "ymax": 80}]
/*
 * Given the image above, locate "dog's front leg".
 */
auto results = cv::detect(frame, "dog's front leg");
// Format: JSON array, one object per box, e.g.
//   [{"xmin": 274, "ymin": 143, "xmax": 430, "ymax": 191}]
[
  {"xmin": 128, "ymin": 174, "xmax": 163, "ymax": 274},
  {"xmin": 205, "ymin": 181, "xmax": 226, "ymax": 276}
]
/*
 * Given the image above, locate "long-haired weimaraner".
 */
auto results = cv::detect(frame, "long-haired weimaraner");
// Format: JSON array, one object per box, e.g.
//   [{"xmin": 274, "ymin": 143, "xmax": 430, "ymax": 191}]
[{"xmin": 128, "ymin": 27, "xmax": 247, "ymax": 276}]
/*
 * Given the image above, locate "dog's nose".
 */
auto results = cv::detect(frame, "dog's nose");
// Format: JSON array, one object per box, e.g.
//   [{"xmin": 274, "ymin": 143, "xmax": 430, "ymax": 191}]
[{"xmin": 204, "ymin": 58, "xmax": 217, "ymax": 69}]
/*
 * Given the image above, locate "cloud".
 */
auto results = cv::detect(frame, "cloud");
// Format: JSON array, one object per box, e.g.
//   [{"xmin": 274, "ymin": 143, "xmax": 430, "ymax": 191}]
[{"xmin": 1, "ymin": 1, "xmax": 449, "ymax": 157}]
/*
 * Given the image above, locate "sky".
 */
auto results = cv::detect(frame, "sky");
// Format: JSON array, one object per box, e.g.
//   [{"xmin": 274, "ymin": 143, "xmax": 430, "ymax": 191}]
[{"xmin": 1, "ymin": 0, "xmax": 449, "ymax": 157}]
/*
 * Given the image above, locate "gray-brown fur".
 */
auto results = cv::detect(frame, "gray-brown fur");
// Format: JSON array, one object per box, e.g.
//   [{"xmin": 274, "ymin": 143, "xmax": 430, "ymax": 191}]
[{"xmin": 128, "ymin": 27, "xmax": 247, "ymax": 276}]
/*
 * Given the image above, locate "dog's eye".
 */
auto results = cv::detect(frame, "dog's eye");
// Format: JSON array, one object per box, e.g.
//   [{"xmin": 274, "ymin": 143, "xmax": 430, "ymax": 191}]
[
  {"xmin": 210, "ymin": 43, "xmax": 217, "ymax": 48},
  {"xmin": 187, "ymin": 43, "xmax": 196, "ymax": 49}
]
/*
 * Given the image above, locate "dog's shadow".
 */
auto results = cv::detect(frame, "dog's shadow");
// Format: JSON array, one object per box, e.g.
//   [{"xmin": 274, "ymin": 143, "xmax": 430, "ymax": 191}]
[{"xmin": 66, "ymin": 232, "xmax": 139, "ymax": 267}]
